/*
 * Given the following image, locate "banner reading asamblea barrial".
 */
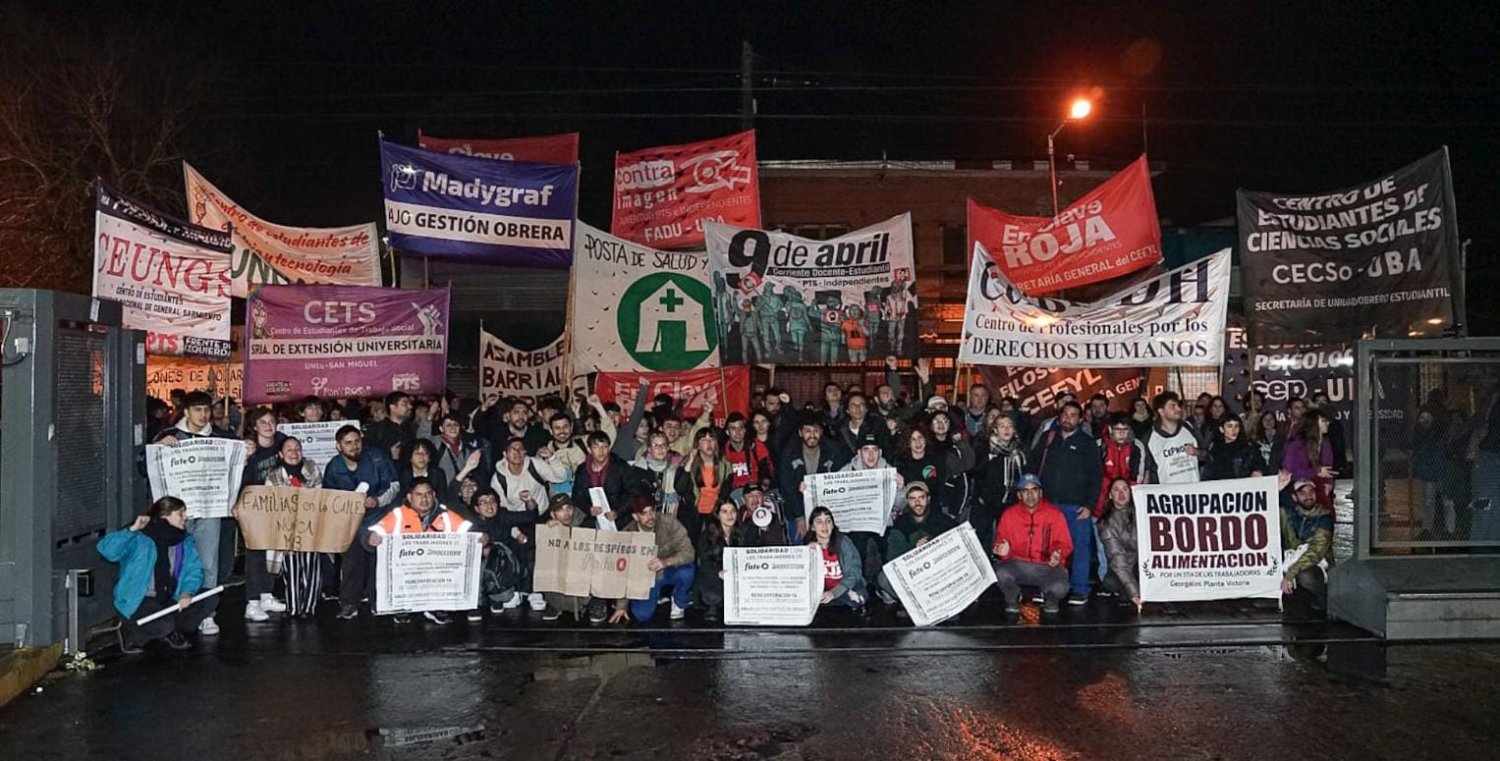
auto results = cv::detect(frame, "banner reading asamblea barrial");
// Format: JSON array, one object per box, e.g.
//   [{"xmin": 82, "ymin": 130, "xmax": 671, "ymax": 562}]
[
  {"xmin": 479, "ymin": 329, "xmax": 566, "ymax": 405},
  {"xmin": 958, "ymin": 243, "xmax": 1230, "ymax": 368},
  {"xmin": 1132, "ymin": 476, "xmax": 1284, "ymax": 602},
  {"xmin": 417, "ymin": 130, "xmax": 580, "ymax": 165},
  {"xmin": 93, "ymin": 183, "xmax": 234, "ymax": 359},
  {"xmin": 612, "ymin": 129, "xmax": 761, "ymax": 250},
  {"xmin": 184, "ymin": 163, "xmax": 382, "ymax": 299},
  {"xmin": 380, "ymin": 139, "xmax": 579, "ymax": 268},
  {"xmin": 1238, "ymin": 148, "xmax": 1461, "ymax": 345},
  {"xmin": 706, "ymin": 214, "xmax": 919, "ymax": 365},
  {"xmin": 244, "ymin": 285, "xmax": 450, "ymax": 404},
  {"xmin": 572, "ymin": 223, "xmax": 718, "ymax": 374},
  {"xmin": 968, "ymin": 155, "xmax": 1163, "ymax": 295}
]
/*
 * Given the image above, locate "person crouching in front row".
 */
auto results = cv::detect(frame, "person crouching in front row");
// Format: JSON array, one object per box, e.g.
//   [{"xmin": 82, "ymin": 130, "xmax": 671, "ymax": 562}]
[
  {"xmin": 609, "ymin": 495, "xmax": 696, "ymax": 624},
  {"xmin": 991, "ymin": 474, "xmax": 1073, "ymax": 615},
  {"xmin": 98, "ymin": 496, "xmax": 210, "ymax": 654},
  {"xmin": 367, "ymin": 476, "xmax": 478, "ymax": 625}
]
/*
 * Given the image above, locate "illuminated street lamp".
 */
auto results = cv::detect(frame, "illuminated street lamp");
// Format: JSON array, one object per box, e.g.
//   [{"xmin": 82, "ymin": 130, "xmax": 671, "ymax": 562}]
[{"xmin": 1049, "ymin": 98, "xmax": 1094, "ymax": 219}]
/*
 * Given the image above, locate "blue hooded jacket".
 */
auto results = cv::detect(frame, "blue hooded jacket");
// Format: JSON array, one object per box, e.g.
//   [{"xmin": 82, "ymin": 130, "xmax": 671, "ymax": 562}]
[{"xmin": 97, "ymin": 526, "xmax": 204, "ymax": 619}]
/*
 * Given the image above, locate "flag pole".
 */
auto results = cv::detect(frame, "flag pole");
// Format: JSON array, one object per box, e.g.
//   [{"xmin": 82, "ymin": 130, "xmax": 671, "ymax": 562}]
[{"xmin": 560, "ymin": 261, "xmax": 576, "ymax": 398}]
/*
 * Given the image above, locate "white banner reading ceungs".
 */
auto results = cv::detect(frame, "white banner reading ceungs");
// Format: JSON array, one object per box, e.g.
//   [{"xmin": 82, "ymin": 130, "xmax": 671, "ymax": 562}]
[
  {"xmin": 276, "ymin": 421, "xmax": 344, "ymax": 471},
  {"xmin": 479, "ymin": 329, "xmax": 566, "ymax": 404},
  {"xmin": 571, "ymin": 223, "xmax": 719, "ymax": 375},
  {"xmin": 1132, "ymin": 476, "xmax": 1283, "ymax": 602},
  {"xmin": 145, "ymin": 438, "xmax": 246, "ymax": 519},
  {"xmin": 374, "ymin": 532, "xmax": 484, "ymax": 614},
  {"xmin": 804, "ymin": 468, "xmax": 895, "ymax": 535},
  {"xmin": 724, "ymin": 545, "xmax": 824, "ymax": 626},
  {"xmin": 883, "ymin": 524, "xmax": 997, "ymax": 626},
  {"xmin": 958, "ymin": 244, "xmax": 1231, "ymax": 368}
]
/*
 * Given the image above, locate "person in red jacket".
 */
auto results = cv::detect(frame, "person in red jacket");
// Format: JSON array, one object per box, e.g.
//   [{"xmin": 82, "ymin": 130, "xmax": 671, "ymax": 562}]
[{"xmin": 992, "ymin": 474, "xmax": 1073, "ymax": 614}]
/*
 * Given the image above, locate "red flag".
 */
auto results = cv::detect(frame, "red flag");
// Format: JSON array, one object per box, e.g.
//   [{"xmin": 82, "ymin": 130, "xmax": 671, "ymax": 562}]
[
  {"xmin": 417, "ymin": 131, "xmax": 579, "ymax": 165},
  {"xmin": 968, "ymin": 155, "xmax": 1161, "ymax": 295},
  {"xmin": 611, "ymin": 130, "xmax": 760, "ymax": 249},
  {"xmin": 594, "ymin": 367, "xmax": 750, "ymax": 427}
]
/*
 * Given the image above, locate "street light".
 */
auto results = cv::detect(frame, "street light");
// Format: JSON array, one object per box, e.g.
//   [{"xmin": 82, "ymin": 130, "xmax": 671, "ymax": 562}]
[{"xmin": 1049, "ymin": 98, "xmax": 1094, "ymax": 219}]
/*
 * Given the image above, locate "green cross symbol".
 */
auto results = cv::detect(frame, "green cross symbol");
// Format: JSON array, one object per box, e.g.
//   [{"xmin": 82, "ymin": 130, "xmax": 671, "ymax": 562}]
[{"xmin": 660, "ymin": 288, "xmax": 684, "ymax": 312}]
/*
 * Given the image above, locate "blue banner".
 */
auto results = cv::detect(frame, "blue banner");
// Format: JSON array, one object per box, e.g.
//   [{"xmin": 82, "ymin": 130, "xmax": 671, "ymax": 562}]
[{"xmin": 380, "ymin": 139, "xmax": 579, "ymax": 268}]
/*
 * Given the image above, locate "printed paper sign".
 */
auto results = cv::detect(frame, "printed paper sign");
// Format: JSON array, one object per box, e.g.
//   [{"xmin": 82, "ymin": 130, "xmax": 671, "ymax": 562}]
[
  {"xmin": 1132, "ymin": 476, "xmax": 1284, "ymax": 602},
  {"xmin": 235, "ymin": 485, "xmax": 365, "ymax": 553},
  {"xmin": 418, "ymin": 130, "xmax": 580, "ymax": 165},
  {"xmin": 612, "ymin": 129, "xmax": 760, "ymax": 249},
  {"xmin": 374, "ymin": 532, "xmax": 484, "ymax": 613},
  {"xmin": 724, "ymin": 545, "xmax": 824, "ymax": 626},
  {"xmin": 145, "ymin": 438, "xmax": 247, "ymax": 519},
  {"xmin": 275, "ymin": 421, "xmax": 345, "ymax": 470},
  {"xmin": 93, "ymin": 184, "xmax": 234, "ymax": 359},
  {"xmin": 883, "ymin": 524, "xmax": 997, "ymax": 626},
  {"xmin": 803, "ymin": 468, "xmax": 896, "ymax": 535},
  {"xmin": 480, "ymin": 329, "xmax": 566, "ymax": 404},
  {"xmin": 593, "ymin": 366, "xmax": 750, "ymax": 427},
  {"xmin": 533, "ymin": 525, "xmax": 658, "ymax": 600}
]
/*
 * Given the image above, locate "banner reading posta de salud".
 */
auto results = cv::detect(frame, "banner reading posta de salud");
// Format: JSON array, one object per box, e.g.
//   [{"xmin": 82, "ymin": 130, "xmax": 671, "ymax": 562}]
[
  {"xmin": 968, "ymin": 156, "xmax": 1162, "ymax": 295},
  {"xmin": 184, "ymin": 163, "xmax": 382, "ymax": 299},
  {"xmin": 594, "ymin": 366, "xmax": 750, "ymax": 428},
  {"xmin": 612, "ymin": 129, "xmax": 761, "ymax": 249},
  {"xmin": 480, "ymin": 329, "xmax": 566, "ymax": 405},
  {"xmin": 958, "ymin": 244, "xmax": 1230, "ymax": 368},
  {"xmin": 244, "ymin": 285, "xmax": 449, "ymax": 403},
  {"xmin": 380, "ymin": 139, "xmax": 579, "ymax": 268},
  {"xmin": 93, "ymin": 183, "xmax": 234, "ymax": 359},
  {"xmin": 571, "ymin": 222, "xmax": 718, "ymax": 374},
  {"xmin": 1132, "ymin": 476, "xmax": 1284, "ymax": 602},
  {"xmin": 1237, "ymin": 148, "xmax": 1460, "ymax": 345},
  {"xmin": 417, "ymin": 130, "xmax": 580, "ymax": 165},
  {"xmin": 706, "ymin": 214, "xmax": 919, "ymax": 366}
]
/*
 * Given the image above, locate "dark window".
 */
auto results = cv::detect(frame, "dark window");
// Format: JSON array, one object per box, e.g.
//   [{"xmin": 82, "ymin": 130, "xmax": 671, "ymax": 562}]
[{"xmin": 942, "ymin": 225, "xmax": 968, "ymax": 266}]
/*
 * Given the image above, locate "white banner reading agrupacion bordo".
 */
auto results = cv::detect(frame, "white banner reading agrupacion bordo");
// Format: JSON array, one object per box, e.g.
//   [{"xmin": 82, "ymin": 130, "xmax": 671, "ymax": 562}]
[
  {"xmin": 958, "ymin": 244, "xmax": 1230, "ymax": 368},
  {"xmin": 883, "ymin": 524, "xmax": 997, "ymax": 626},
  {"xmin": 1131, "ymin": 476, "xmax": 1284, "ymax": 602},
  {"xmin": 803, "ymin": 468, "xmax": 896, "ymax": 535},
  {"xmin": 724, "ymin": 545, "xmax": 824, "ymax": 626},
  {"xmin": 479, "ymin": 329, "xmax": 566, "ymax": 404},
  {"xmin": 706, "ymin": 214, "xmax": 919, "ymax": 365},
  {"xmin": 145, "ymin": 438, "xmax": 247, "ymax": 520},
  {"xmin": 374, "ymin": 532, "xmax": 484, "ymax": 614}
]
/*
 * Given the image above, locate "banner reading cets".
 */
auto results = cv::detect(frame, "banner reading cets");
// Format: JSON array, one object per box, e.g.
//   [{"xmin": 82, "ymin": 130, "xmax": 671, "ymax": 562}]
[
  {"xmin": 612, "ymin": 129, "xmax": 761, "ymax": 249},
  {"xmin": 969, "ymin": 156, "xmax": 1162, "ymax": 295},
  {"xmin": 594, "ymin": 366, "xmax": 750, "ymax": 427},
  {"xmin": 244, "ymin": 285, "xmax": 450, "ymax": 403},
  {"xmin": 418, "ymin": 130, "xmax": 579, "ymax": 165}
]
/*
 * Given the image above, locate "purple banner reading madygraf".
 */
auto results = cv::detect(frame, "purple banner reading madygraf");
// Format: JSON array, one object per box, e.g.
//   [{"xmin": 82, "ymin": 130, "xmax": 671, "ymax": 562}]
[{"xmin": 244, "ymin": 285, "xmax": 450, "ymax": 403}]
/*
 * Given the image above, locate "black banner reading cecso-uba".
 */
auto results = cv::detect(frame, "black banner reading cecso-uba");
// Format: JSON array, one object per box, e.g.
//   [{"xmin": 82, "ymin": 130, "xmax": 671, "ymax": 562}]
[{"xmin": 1237, "ymin": 148, "xmax": 1460, "ymax": 345}]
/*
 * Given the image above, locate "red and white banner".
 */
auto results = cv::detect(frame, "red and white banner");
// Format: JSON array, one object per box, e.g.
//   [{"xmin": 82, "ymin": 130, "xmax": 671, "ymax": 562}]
[
  {"xmin": 594, "ymin": 366, "xmax": 750, "ymax": 427},
  {"xmin": 968, "ymin": 155, "xmax": 1161, "ymax": 295},
  {"xmin": 417, "ymin": 130, "xmax": 580, "ymax": 166},
  {"xmin": 611, "ymin": 130, "xmax": 761, "ymax": 249}
]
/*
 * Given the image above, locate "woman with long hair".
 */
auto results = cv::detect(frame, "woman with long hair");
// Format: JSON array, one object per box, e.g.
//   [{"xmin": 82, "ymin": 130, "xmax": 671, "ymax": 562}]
[
  {"xmin": 803, "ymin": 506, "xmax": 867, "ymax": 614},
  {"xmin": 694, "ymin": 497, "xmax": 744, "ymax": 622},
  {"xmin": 1251, "ymin": 410, "xmax": 1284, "ymax": 473},
  {"xmin": 1097, "ymin": 478, "xmax": 1142, "ymax": 608},
  {"xmin": 260, "ymin": 436, "xmax": 325, "ymax": 619},
  {"xmin": 974, "ymin": 414, "xmax": 1027, "ymax": 549},
  {"xmin": 680, "ymin": 427, "xmax": 730, "ymax": 542},
  {"xmin": 1282, "ymin": 410, "xmax": 1336, "ymax": 511}
]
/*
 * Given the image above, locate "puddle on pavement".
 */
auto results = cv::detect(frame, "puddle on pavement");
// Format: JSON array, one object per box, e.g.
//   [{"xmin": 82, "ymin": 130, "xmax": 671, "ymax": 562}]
[
  {"xmin": 532, "ymin": 652, "xmax": 657, "ymax": 682},
  {"xmin": 265, "ymin": 725, "xmax": 486, "ymax": 759},
  {"xmin": 693, "ymin": 721, "xmax": 819, "ymax": 761}
]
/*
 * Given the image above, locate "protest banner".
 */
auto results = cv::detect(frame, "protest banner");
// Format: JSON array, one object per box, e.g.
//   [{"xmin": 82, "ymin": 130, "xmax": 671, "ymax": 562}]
[
  {"xmin": 533, "ymin": 526, "xmax": 657, "ymax": 600},
  {"xmin": 1222, "ymin": 325, "xmax": 1355, "ymax": 453},
  {"xmin": 958, "ymin": 245, "xmax": 1230, "ymax": 368},
  {"xmin": 479, "ymin": 329, "xmax": 566, "ymax": 404},
  {"xmin": 93, "ymin": 183, "xmax": 234, "ymax": 359},
  {"xmin": 235, "ymin": 485, "xmax": 365, "ymax": 553},
  {"xmin": 803, "ymin": 468, "xmax": 895, "ymax": 535},
  {"xmin": 275, "ymin": 421, "xmax": 345, "ymax": 469},
  {"xmin": 374, "ymin": 532, "xmax": 484, "ymax": 614},
  {"xmin": 973, "ymin": 366, "xmax": 1147, "ymax": 422},
  {"xmin": 594, "ymin": 366, "xmax": 750, "ymax": 427},
  {"xmin": 883, "ymin": 524, "xmax": 997, "ymax": 626},
  {"xmin": 244, "ymin": 285, "xmax": 449, "ymax": 403},
  {"xmin": 707, "ymin": 214, "xmax": 918, "ymax": 365},
  {"xmin": 380, "ymin": 139, "xmax": 579, "ymax": 268},
  {"xmin": 418, "ymin": 130, "xmax": 580, "ymax": 165},
  {"xmin": 723, "ymin": 545, "xmax": 824, "ymax": 626},
  {"xmin": 147, "ymin": 356, "xmax": 244, "ymax": 402},
  {"xmin": 1238, "ymin": 148, "xmax": 1460, "ymax": 345},
  {"xmin": 968, "ymin": 156, "xmax": 1162, "ymax": 295},
  {"xmin": 1132, "ymin": 476, "xmax": 1284, "ymax": 602},
  {"xmin": 612, "ymin": 129, "xmax": 760, "ymax": 249},
  {"xmin": 571, "ymin": 223, "xmax": 718, "ymax": 373},
  {"xmin": 144, "ymin": 438, "xmax": 246, "ymax": 519},
  {"xmin": 184, "ymin": 163, "xmax": 382, "ymax": 299}
]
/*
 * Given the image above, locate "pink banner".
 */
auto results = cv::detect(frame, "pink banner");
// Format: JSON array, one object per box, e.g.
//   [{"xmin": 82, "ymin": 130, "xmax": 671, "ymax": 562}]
[{"xmin": 244, "ymin": 285, "xmax": 450, "ymax": 403}]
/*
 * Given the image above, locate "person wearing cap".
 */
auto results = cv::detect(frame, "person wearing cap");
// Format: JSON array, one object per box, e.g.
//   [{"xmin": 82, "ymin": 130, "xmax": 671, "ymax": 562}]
[
  {"xmin": 992, "ymin": 474, "xmax": 1073, "ymax": 614},
  {"xmin": 610, "ymin": 496, "xmax": 696, "ymax": 624},
  {"xmin": 837, "ymin": 430, "xmax": 904, "ymax": 594},
  {"xmin": 537, "ymin": 495, "xmax": 596, "ymax": 622},
  {"xmin": 738, "ymin": 482, "xmax": 789, "ymax": 546},
  {"xmin": 877, "ymin": 480, "xmax": 958, "ymax": 614},
  {"xmin": 1280, "ymin": 471, "xmax": 1334, "ymax": 611}
]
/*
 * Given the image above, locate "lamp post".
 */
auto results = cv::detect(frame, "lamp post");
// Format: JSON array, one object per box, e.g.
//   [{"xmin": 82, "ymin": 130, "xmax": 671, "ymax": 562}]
[{"xmin": 1048, "ymin": 98, "xmax": 1093, "ymax": 219}]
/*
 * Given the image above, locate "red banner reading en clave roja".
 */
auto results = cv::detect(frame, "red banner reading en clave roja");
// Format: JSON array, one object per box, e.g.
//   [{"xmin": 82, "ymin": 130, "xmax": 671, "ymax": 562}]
[{"xmin": 417, "ymin": 130, "xmax": 580, "ymax": 166}]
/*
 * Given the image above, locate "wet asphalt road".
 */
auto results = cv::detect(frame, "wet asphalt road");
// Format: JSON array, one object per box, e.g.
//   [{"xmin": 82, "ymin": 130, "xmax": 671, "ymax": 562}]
[{"xmin": 1, "ymin": 587, "xmax": 1497, "ymax": 761}]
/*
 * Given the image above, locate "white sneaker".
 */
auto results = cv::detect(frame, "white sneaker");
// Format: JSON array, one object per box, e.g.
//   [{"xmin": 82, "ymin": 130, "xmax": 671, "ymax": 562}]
[
  {"xmin": 199, "ymin": 616, "xmax": 220, "ymax": 635},
  {"xmin": 244, "ymin": 601, "xmax": 269, "ymax": 622},
  {"xmin": 258, "ymin": 594, "xmax": 286, "ymax": 613},
  {"xmin": 670, "ymin": 602, "xmax": 686, "ymax": 621},
  {"xmin": 528, "ymin": 593, "xmax": 546, "ymax": 612}
]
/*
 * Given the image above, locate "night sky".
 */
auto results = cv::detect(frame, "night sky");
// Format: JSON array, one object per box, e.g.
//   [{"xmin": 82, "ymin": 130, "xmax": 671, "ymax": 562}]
[{"xmin": 17, "ymin": 2, "xmax": 1500, "ymax": 326}]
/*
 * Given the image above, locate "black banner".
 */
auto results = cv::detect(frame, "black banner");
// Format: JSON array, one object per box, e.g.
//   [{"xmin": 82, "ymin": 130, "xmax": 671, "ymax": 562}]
[
  {"xmin": 1222, "ymin": 326, "xmax": 1354, "ymax": 454},
  {"xmin": 974, "ymin": 365, "xmax": 1147, "ymax": 423},
  {"xmin": 1238, "ymin": 148, "xmax": 1460, "ymax": 345}
]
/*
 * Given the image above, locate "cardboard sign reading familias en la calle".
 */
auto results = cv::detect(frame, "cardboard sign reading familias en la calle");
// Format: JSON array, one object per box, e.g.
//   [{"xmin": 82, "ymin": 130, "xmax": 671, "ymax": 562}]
[
  {"xmin": 235, "ymin": 485, "xmax": 366, "ymax": 553},
  {"xmin": 533, "ymin": 524, "xmax": 657, "ymax": 600}
]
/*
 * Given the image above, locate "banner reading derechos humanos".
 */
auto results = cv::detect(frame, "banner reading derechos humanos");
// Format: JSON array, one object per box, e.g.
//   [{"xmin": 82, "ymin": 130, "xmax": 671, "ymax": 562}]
[
  {"xmin": 612, "ymin": 129, "xmax": 761, "ymax": 249},
  {"xmin": 244, "ymin": 285, "xmax": 449, "ymax": 403}
]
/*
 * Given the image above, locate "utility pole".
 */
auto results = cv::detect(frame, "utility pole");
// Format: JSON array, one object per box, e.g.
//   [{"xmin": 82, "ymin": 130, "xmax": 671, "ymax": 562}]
[{"xmin": 740, "ymin": 41, "xmax": 754, "ymax": 131}]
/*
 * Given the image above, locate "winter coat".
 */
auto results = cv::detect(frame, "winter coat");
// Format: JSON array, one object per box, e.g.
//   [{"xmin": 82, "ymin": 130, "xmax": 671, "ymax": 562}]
[
  {"xmin": 885, "ymin": 509, "xmax": 957, "ymax": 562},
  {"xmin": 614, "ymin": 511, "xmax": 696, "ymax": 613},
  {"xmin": 323, "ymin": 450, "xmax": 401, "ymax": 529},
  {"xmin": 1206, "ymin": 437, "xmax": 1269, "ymax": 481},
  {"xmin": 1097, "ymin": 438, "xmax": 1146, "ymax": 514},
  {"xmin": 572, "ymin": 454, "xmax": 649, "ymax": 516},
  {"xmin": 98, "ymin": 527, "xmax": 204, "ymax": 619},
  {"xmin": 975, "ymin": 440, "xmax": 1027, "ymax": 513},
  {"xmin": 1029, "ymin": 428, "xmax": 1102, "ymax": 507},
  {"xmin": 1098, "ymin": 502, "xmax": 1140, "ymax": 600},
  {"xmin": 993, "ymin": 499, "xmax": 1074, "ymax": 564},
  {"xmin": 778, "ymin": 439, "xmax": 845, "ymax": 522},
  {"xmin": 1281, "ymin": 495, "xmax": 1335, "ymax": 580}
]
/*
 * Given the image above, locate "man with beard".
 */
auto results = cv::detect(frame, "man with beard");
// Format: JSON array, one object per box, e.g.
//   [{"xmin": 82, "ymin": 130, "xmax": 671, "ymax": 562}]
[
  {"xmin": 877, "ymin": 481, "xmax": 955, "ymax": 615},
  {"xmin": 1029, "ymin": 401, "xmax": 1101, "ymax": 606},
  {"xmin": 1281, "ymin": 476, "xmax": 1335, "ymax": 612},
  {"xmin": 1141, "ymin": 391, "xmax": 1207, "ymax": 484},
  {"xmin": 778, "ymin": 413, "xmax": 844, "ymax": 543}
]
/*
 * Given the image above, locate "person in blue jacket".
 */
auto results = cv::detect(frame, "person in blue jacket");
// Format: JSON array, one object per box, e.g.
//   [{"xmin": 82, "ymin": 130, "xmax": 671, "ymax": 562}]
[{"xmin": 97, "ymin": 496, "xmax": 208, "ymax": 653}]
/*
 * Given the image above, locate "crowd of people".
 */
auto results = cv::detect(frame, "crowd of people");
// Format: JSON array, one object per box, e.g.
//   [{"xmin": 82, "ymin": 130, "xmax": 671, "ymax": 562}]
[{"xmin": 104, "ymin": 360, "xmax": 1341, "ymax": 652}]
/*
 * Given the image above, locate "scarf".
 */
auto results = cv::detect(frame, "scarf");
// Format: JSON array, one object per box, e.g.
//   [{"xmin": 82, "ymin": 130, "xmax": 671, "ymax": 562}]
[
  {"xmin": 142, "ymin": 519, "xmax": 186, "ymax": 602},
  {"xmin": 279, "ymin": 459, "xmax": 305, "ymax": 487}
]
